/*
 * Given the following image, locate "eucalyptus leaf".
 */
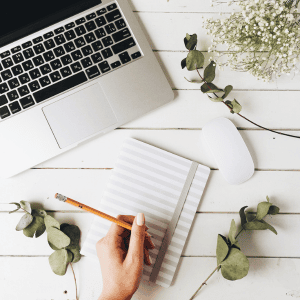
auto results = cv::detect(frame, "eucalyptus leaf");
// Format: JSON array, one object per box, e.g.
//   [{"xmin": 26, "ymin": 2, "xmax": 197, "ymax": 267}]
[
  {"xmin": 225, "ymin": 99, "xmax": 242, "ymax": 114},
  {"xmin": 48, "ymin": 241, "xmax": 61, "ymax": 251},
  {"xmin": 260, "ymin": 219, "xmax": 278, "ymax": 235},
  {"xmin": 203, "ymin": 61, "xmax": 216, "ymax": 83},
  {"xmin": 45, "ymin": 215, "xmax": 60, "ymax": 230},
  {"xmin": 256, "ymin": 201, "xmax": 273, "ymax": 220},
  {"xmin": 201, "ymin": 82, "xmax": 222, "ymax": 94},
  {"xmin": 233, "ymin": 241, "xmax": 241, "ymax": 250},
  {"xmin": 221, "ymin": 248, "xmax": 249, "ymax": 281},
  {"xmin": 23, "ymin": 216, "xmax": 45, "ymax": 238},
  {"xmin": 228, "ymin": 219, "xmax": 237, "ymax": 245},
  {"xmin": 20, "ymin": 201, "xmax": 31, "ymax": 214},
  {"xmin": 243, "ymin": 220, "xmax": 269, "ymax": 231},
  {"xmin": 67, "ymin": 246, "xmax": 81, "ymax": 263},
  {"xmin": 61, "ymin": 225, "xmax": 81, "ymax": 248},
  {"xmin": 9, "ymin": 202, "xmax": 21, "ymax": 214},
  {"xmin": 32, "ymin": 209, "xmax": 47, "ymax": 218},
  {"xmin": 184, "ymin": 77, "xmax": 203, "ymax": 84},
  {"xmin": 268, "ymin": 205, "xmax": 280, "ymax": 215},
  {"xmin": 47, "ymin": 227, "xmax": 71, "ymax": 249},
  {"xmin": 207, "ymin": 95, "xmax": 223, "ymax": 102},
  {"xmin": 16, "ymin": 213, "xmax": 33, "ymax": 231},
  {"xmin": 184, "ymin": 33, "xmax": 197, "ymax": 50},
  {"xmin": 222, "ymin": 85, "xmax": 233, "ymax": 99},
  {"xmin": 186, "ymin": 50, "xmax": 204, "ymax": 71},
  {"xmin": 239, "ymin": 206, "xmax": 248, "ymax": 226},
  {"xmin": 49, "ymin": 249, "xmax": 69, "ymax": 276},
  {"xmin": 9, "ymin": 208, "xmax": 21, "ymax": 214},
  {"xmin": 216, "ymin": 234, "xmax": 229, "ymax": 265},
  {"xmin": 181, "ymin": 58, "xmax": 186, "ymax": 69}
]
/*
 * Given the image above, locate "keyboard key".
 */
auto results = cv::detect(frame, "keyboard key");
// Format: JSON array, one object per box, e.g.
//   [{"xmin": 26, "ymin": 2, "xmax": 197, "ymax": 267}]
[
  {"xmin": 95, "ymin": 16, "xmax": 106, "ymax": 27},
  {"xmin": 8, "ymin": 78, "xmax": 20, "ymax": 89},
  {"xmin": 96, "ymin": 8, "xmax": 107, "ymax": 15},
  {"xmin": 39, "ymin": 76, "xmax": 51, "ymax": 87},
  {"xmin": 54, "ymin": 34, "xmax": 66, "ymax": 45},
  {"xmin": 33, "ymin": 37, "xmax": 43, "ymax": 44},
  {"xmin": 81, "ymin": 57, "xmax": 92, "ymax": 68},
  {"xmin": 9, "ymin": 101, "xmax": 21, "ymax": 114},
  {"xmin": 44, "ymin": 32, "xmax": 54, "ymax": 39},
  {"xmin": 43, "ymin": 50, "xmax": 55, "ymax": 62},
  {"xmin": 75, "ymin": 25, "xmax": 86, "ymax": 36},
  {"xmin": 33, "ymin": 55, "xmax": 44, "ymax": 67},
  {"xmin": 112, "ymin": 28, "xmax": 131, "ymax": 43},
  {"xmin": 107, "ymin": 3, "xmax": 117, "ymax": 11},
  {"xmin": 28, "ymin": 81, "xmax": 40, "ymax": 92},
  {"xmin": 33, "ymin": 44, "xmax": 45, "ymax": 54},
  {"xmin": 54, "ymin": 27, "xmax": 64, "ymax": 34},
  {"xmin": 12, "ymin": 53, "xmax": 24, "ymax": 64},
  {"xmin": 44, "ymin": 39, "xmax": 56, "ymax": 50},
  {"xmin": 70, "ymin": 62, "xmax": 82, "ymax": 73},
  {"xmin": 0, "ymin": 63, "xmax": 2, "ymax": 72},
  {"xmin": 102, "ymin": 36, "xmax": 113, "ymax": 47},
  {"xmin": 29, "ymin": 68, "xmax": 41, "ymax": 80},
  {"xmin": 0, "ymin": 106, "xmax": 10, "ymax": 118},
  {"xmin": 40, "ymin": 64, "xmax": 52, "ymax": 75},
  {"xmin": 53, "ymin": 46, "xmax": 65, "ymax": 57},
  {"xmin": 112, "ymin": 37, "xmax": 136, "ymax": 54},
  {"xmin": 18, "ymin": 85, "xmax": 30, "ymax": 96},
  {"xmin": 64, "ymin": 41, "xmax": 76, "ymax": 53},
  {"xmin": 22, "ymin": 41, "xmax": 32, "ymax": 49},
  {"xmin": 115, "ymin": 19, "xmax": 126, "ymax": 30},
  {"xmin": 0, "ymin": 51, "xmax": 10, "ymax": 59},
  {"xmin": 2, "ymin": 57, "xmax": 13, "ymax": 69},
  {"xmin": 84, "ymin": 32, "xmax": 96, "ymax": 44},
  {"xmin": 101, "ymin": 48, "xmax": 113, "ymax": 59},
  {"xmin": 111, "ymin": 61, "xmax": 121, "ymax": 69},
  {"xmin": 71, "ymin": 50, "xmax": 83, "ymax": 61},
  {"xmin": 23, "ymin": 48, "xmax": 35, "ymax": 59},
  {"xmin": 91, "ymin": 52, "xmax": 103, "ymax": 63},
  {"xmin": 0, "ymin": 94, "xmax": 8, "ymax": 106},
  {"xmin": 95, "ymin": 28, "xmax": 106, "ymax": 39},
  {"xmin": 105, "ymin": 23, "xmax": 117, "ymax": 34},
  {"xmin": 119, "ymin": 51, "xmax": 131, "ymax": 64},
  {"xmin": 92, "ymin": 41, "xmax": 103, "ymax": 51},
  {"xmin": 20, "ymin": 95, "xmax": 35, "ymax": 108},
  {"xmin": 61, "ymin": 66, "xmax": 72, "ymax": 77},
  {"xmin": 98, "ymin": 61, "xmax": 111, "ymax": 73},
  {"xmin": 82, "ymin": 45, "xmax": 93, "ymax": 56},
  {"xmin": 65, "ymin": 22, "xmax": 75, "ymax": 30},
  {"xmin": 34, "ymin": 71, "xmax": 87, "ymax": 103},
  {"xmin": 86, "ymin": 13, "xmax": 96, "ymax": 20},
  {"xmin": 11, "ymin": 46, "xmax": 21, "ymax": 54},
  {"xmin": 19, "ymin": 73, "xmax": 31, "ymax": 85},
  {"xmin": 61, "ymin": 54, "xmax": 72, "ymax": 66},
  {"xmin": 85, "ymin": 21, "xmax": 96, "ymax": 32},
  {"xmin": 0, "ymin": 82, "xmax": 9, "ymax": 94},
  {"xmin": 74, "ymin": 37, "xmax": 86, "ymax": 48},
  {"xmin": 65, "ymin": 30, "xmax": 76, "ymax": 41},
  {"xmin": 1, "ymin": 69, "xmax": 13, "ymax": 81},
  {"xmin": 75, "ymin": 17, "xmax": 86, "ymax": 25},
  {"xmin": 131, "ymin": 51, "xmax": 142, "ymax": 59},
  {"xmin": 106, "ymin": 9, "xmax": 122, "ymax": 23},
  {"xmin": 50, "ymin": 71, "xmax": 62, "ymax": 83},
  {"xmin": 22, "ymin": 60, "xmax": 34, "ymax": 71},
  {"xmin": 7, "ymin": 90, "xmax": 19, "ymax": 101},
  {"xmin": 86, "ymin": 66, "xmax": 100, "ymax": 79},
  {"xmin": 50, "ymin": 59, "xmax": 62, "ymax": 70}
]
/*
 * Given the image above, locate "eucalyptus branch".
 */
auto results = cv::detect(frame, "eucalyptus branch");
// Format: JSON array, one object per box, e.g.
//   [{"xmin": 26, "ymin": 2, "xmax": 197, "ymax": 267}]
[{"xmin": 70, "ymin": 263, "xmax": 78, "ymax": 300}]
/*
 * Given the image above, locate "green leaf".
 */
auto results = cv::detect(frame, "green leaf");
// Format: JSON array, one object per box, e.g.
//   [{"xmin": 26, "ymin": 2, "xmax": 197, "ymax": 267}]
[
  {"xmin": 266, "ymin": 196, "xmax": 270, "ymax": 202},
  {"xmin": 225, "ymin": 99, "xmax": 242, "ymax": 114},
  {"xmin": 20, "ymin": 201, "xmax": 31, "ymax": 214},
  {"xmin": 49, "ymin": 249, "xmax": 69, "ymax": 276},
  {"xmin": 268, "ymin": 205, "xmax": 280, "ymax": 215},
  {"xmin": 184, "ymin": 77, "xmax": 203, "ymax": 84},
  {"xmin": 9, "ymin": 202, "xmax": 21, "ymax": 214},
  {"xmin": 239, "ymin": 206, "xmax": 248, "ymax": 227},
  {"xmin": 243, "ymin": 220, "xmax": 269, "ymax": 231},
  {"xmin": 186, "ymin": 50, "xmax": 204, "ymax": 71},
  {"xmin": 184, "ymin": 33, "xmax": 197, "ymax": 50},
  {"xmin": 222, "ymin": 85, "xmax": 233, "ymax": 99},
  {"xmin": 232, "ymin": 241, "xmax": 241, "ymax": 250},
  {"xmin": 32, "ymin": 209, "xmax": 47, "ymax": 218},
  {"xmin": 44, "ymin": 215, "xmax": 60, "ymax": 230},
  {"xmin": 48, "ymin": 241, "xmax": 61, "ymax": 251},
  {"xmin": 203, "ymin": 61, "xmax": 216, "ymax": 83},
  {"xmin": 23, "ymin": 216, "xmax": 46, "ymax": 238},
  {"xmin": 61, "ymin": 225, "xmax": 81, "ymax": 248},
  {"xmin": 221, "ymin": 248, "xmax": 249, "ymax": 281},
  {"xmin": 260, "ymin": 219, "xmax": 277, "ymax": 234},
  {"xmin": 216, "ymin": 234, "xmax": 229, "ymax": 265},
  {"xmin": 181, "ymin": 58, "xmax": 186, "ymax": 69},
  {"xmin": 67, "ymin": 246, "xmax": 81, "ymax": 263},
  {"xmin": 228, "ymin": 219, "xmax": 237, "ymax": 245},
  {"xmin": 201, "ymin": 82, "xmax": 223, "ymax": 93},
  {"xmin": 16, "ymin": 213, "xmax": 33, "ymax": 231},
  {"xmin": 207, "ymin": 95, "xmax": 223, "ymax": 102},
  {"xmin": 256, "ymin": 201, "xmax": 273, "ymax": 220},
  {"xmin": 47, "ymin": 227, "xmax": 71, "ymax": 249}
]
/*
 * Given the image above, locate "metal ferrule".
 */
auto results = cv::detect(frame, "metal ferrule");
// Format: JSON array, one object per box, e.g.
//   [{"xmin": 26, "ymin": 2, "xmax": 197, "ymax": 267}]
[{"xmin": 55, "ymin": 193, "xmax": 67, "ymax": 202}]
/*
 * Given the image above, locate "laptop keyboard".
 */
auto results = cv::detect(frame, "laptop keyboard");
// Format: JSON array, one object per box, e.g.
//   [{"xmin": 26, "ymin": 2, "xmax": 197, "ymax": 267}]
[{"xmin": 0, "ymin": 2, "xmax": 142, "ymax": 120}]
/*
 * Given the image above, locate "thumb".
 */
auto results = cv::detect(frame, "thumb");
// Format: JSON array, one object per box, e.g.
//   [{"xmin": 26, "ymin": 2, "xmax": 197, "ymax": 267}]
[{"xmin": 127, "ymin": 213, "xmax": 146, "ymax": 265}]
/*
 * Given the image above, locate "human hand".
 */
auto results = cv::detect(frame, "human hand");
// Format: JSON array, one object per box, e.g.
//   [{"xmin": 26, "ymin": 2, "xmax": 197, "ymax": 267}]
[{"xmin": 97, "ymin": 213, "xmax": 155, "ymax": 300}]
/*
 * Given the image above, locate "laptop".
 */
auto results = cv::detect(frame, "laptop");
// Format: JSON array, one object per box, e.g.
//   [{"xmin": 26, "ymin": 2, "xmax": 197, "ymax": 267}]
[{"xmin": 0, "ymin": 0, "xmax": 174, "ymax": 179}]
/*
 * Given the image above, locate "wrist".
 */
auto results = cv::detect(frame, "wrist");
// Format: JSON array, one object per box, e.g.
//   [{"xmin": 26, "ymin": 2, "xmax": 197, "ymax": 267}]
[{"xmin": 98, "ymin": 293, "xmax": 132, "ymax": 300}]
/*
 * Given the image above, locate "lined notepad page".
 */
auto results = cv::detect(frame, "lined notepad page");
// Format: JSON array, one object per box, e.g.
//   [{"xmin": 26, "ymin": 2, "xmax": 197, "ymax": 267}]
[{"xmin": 81, "ymin": 138, "xmax": 210, "ymax": 288}]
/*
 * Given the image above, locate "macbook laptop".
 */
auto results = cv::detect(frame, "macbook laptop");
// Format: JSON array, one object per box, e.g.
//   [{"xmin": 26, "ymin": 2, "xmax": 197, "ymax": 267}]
[{"xmin": 0, "ymin": 0, "xmax": 174, "ymax": 179}]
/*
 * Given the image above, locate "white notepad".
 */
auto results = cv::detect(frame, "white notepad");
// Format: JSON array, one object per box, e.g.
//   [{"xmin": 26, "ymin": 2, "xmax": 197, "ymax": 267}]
[{"xmin": 81, "ymin": 138, "xmax": 210, "ymax": 288}]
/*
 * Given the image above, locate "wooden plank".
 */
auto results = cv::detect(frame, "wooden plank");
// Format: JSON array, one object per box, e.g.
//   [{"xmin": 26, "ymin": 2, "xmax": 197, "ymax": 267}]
[
  {"xmin": 1, "ymin": 170, "xmax": 299, "ymax": 213},
  {"xmin": 1, "ymin": 256, "xmax": 299, "ymax": 300},
  {"xmin": 1, "ymin": 212, "xmax": 299, "ymax": 257}
]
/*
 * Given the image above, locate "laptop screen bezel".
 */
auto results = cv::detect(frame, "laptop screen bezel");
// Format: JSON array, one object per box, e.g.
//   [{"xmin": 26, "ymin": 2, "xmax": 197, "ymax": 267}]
[{"xmin": 0, "ymin": 0, "xmax": 103, "ymax": 48}]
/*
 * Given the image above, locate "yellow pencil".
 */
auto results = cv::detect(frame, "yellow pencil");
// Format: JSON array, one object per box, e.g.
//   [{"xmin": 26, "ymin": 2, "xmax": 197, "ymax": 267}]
[{"xmin": 55, "ymin": 193, "xmax": 152, "ymax": 237}]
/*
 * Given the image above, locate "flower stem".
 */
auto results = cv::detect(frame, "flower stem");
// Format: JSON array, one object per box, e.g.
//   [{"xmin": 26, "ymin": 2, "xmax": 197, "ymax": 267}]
[
  {"xmin": 189, "ymin": 265, "xmax": 220, "ymax": 300},
  {"xmin": 70, "ymin": 263, "xmax": 78, "ymax": 300}
]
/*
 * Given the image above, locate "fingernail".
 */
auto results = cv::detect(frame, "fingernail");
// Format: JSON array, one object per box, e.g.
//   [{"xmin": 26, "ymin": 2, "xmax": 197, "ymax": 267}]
[
  {"xmin": 137, "ymin": 212, "xmax": 145, "ymax": 226},
  {"xmin": 149, "ymin": 256, "xmax": 153, "ymax": 265}
]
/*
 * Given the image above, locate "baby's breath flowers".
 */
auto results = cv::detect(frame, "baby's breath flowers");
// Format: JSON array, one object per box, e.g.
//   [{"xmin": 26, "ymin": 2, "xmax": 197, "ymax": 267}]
[{"xmin": 204, "ymin": 0, "xmax": 300, "ymax": 81}]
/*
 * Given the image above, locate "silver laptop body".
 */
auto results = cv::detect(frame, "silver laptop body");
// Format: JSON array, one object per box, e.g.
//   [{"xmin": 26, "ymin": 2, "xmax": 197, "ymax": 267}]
[{"xmin": 0, "ymin": 0, "xmax": 173, "ymax": 178}]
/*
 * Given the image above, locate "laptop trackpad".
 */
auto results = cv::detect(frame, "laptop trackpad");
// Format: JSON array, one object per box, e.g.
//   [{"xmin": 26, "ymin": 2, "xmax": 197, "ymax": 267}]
[{"xmin": 43, "ymin": 83, "xmax": 118, "ymax": 149}]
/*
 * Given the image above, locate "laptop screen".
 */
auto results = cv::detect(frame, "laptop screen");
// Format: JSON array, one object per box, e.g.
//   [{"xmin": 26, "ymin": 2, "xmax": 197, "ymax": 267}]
[{"xmin": 0, "ymin": 0, "xmax": 102, "ymax": 47}]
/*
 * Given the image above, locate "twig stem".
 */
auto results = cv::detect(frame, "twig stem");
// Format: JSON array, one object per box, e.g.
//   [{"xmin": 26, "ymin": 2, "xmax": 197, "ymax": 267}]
[{"xmin": 70, "ymin": 263, "xmax": 78, "ymax": 300}]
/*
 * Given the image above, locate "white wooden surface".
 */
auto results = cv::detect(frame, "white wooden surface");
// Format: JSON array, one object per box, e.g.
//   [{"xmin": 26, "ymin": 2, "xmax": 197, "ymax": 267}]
[{"xmin": 1, "ymin": 1, "xmax": 300, "ymax": 299}]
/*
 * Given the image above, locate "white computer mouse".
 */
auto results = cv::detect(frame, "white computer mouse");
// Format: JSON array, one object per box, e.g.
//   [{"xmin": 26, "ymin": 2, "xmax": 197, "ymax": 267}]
[{"xmin": 202, "ymin": 117, "xmax": 254, "ymax": 185}]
